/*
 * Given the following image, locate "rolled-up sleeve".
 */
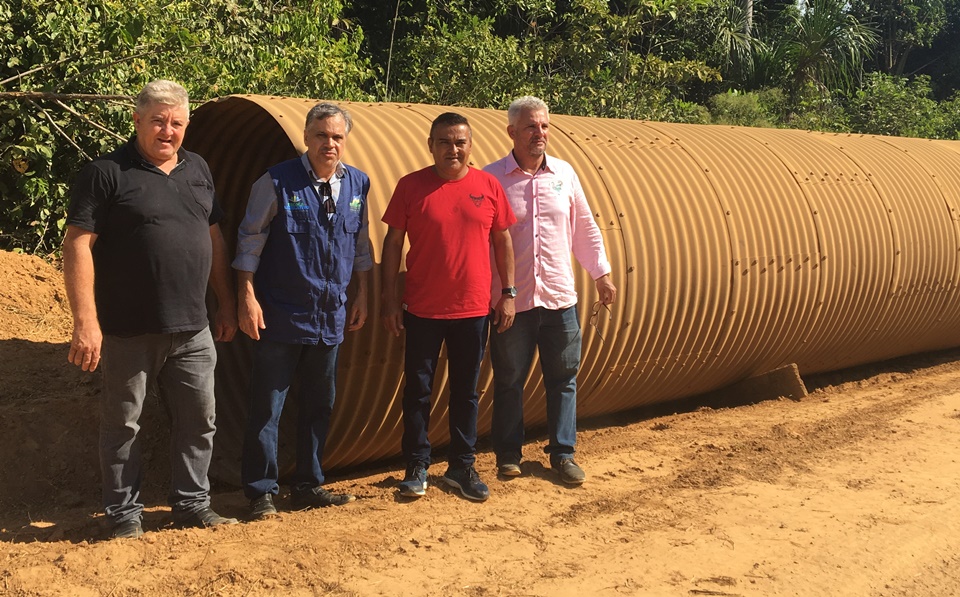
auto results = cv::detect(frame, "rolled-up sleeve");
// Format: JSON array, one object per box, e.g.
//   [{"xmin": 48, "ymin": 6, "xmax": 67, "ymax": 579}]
[{"xmin": 232, "ymin": 173, "xmax": 278, "ymax": 273}]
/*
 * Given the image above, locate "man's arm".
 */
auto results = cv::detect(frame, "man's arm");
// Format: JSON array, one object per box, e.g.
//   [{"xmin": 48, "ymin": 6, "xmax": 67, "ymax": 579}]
[
  {"xmin": 347, "ymin": 270, "xmax": 369, "ymax": 331},
  {"xmin": 234, "ymin": 173, "xmax": 279, "ymax": 341},
  {"xmin": 491, "ymin": 227, "xmax": 516, "ymax": 333},
  {"xmin": 63, "ymin": 225, "xmax": 102, "ymax": 372},
  {"xmin": 209, "ymin": 223, "xmax": 238, "ymax": 342},
  {"xmin": 568, "ymin": 170, "xmax": 616, "ymax": 305},
  {"xmin": 236, "ymin": 270, "xmax": 265, "ymax": 340},
  {"xmin": 348, "ymin": 181, "xmax": 373, "ymax": 332},
  {"xmin": 380, "ymin": 226, "xmax": 406, "ymax": 337}
]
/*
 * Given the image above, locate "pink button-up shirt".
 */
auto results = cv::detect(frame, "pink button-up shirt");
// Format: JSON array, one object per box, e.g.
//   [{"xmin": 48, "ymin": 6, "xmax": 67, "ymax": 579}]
[{"xmin": 484, "ymin": 152, "xmax": 611, "ymax": 312}]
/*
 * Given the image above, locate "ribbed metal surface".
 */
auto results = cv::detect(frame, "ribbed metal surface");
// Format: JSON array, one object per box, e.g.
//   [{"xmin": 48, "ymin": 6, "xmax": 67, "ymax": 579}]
[{"xmin": 184, "ymin": 96, "xmax": 960, "ymax": 480}]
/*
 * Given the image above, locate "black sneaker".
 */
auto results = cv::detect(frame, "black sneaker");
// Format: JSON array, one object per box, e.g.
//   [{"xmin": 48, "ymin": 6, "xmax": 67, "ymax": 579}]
[
  {"xmin": 291, "ymin": 486, "xmax": 356, "ymax": 510},
  {"xmin": 398, "ymin": 463, "xmax": 428, "ymax": 497},
  {"xmin": 442, "ymin": 465, "xmax": 489, "ymax": 502},
  {"xmin": 250, "ymin": 493, "xmax": 278, "ymax": 519},
  {"xmin": 174, "ymin": 506, "xmax": 239, "ymax": 529},
  {"xmin": 110, "ymin": 519, "xmax": 143, "ymax": 539},
  {"xmin": 555, "ymin": 458, "xmax": 586, "ymax": 485}
]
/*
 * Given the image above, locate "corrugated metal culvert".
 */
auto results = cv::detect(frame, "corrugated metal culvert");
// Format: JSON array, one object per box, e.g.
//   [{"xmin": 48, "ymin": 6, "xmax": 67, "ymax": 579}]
[{"xmin": 184, "ymin": 95, "xmax": 960, "ymax": 481}]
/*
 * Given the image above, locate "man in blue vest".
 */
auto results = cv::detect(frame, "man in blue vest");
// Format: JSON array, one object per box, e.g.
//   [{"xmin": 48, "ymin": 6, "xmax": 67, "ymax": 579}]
[{"xmin": 233, "ymin": 103, "xmax": 372, "ymax": 519}]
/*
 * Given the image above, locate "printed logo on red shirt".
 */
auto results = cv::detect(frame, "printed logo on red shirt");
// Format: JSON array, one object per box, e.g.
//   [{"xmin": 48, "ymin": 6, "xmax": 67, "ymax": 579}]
[{"xmin": 469, "ymin": 193, "xmax": 484, "ymax": 207}]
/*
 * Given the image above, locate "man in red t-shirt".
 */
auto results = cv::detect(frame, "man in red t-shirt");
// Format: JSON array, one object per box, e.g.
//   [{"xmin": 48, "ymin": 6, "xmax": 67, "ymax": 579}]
[{"xmin": 381, "ymin": 112, "xmax": 516, "ymax": 502}]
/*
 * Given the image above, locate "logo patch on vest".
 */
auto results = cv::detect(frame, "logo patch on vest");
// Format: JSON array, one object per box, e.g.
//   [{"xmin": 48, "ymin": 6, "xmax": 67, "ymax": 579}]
[
  {"xmin": 469, "ymin": 194, "xmax": 484, "ymax": 207},
  {"xmin": 285, "ymin": 193, "xmax": 309, "ymax": 211},
  {"xmin": 349, "ymin": 196, "xmax": 363, "ymax": 213}
]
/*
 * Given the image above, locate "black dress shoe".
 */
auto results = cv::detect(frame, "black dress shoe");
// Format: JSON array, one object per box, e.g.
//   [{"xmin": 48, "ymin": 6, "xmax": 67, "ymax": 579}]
[
  {"xmin": 110, "ymin": 519, "xmax": 143, "ymax": 539},
  {"xmin": 250, "ymin": 493, "xmax": 278, "ymax": 519},
  {"xmin": 291, "ymin": 487, "xmax": 356, "ymax": 510},
  {"xmin": 174, "ymin": 506, "xmax": 239, "ymax": 529}
]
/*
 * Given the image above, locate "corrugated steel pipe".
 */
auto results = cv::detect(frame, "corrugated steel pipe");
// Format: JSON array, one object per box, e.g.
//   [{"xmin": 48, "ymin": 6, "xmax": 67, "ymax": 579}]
[{"xmin": 185, "ymin": 95, "xmax": 960, "ymax": 482}]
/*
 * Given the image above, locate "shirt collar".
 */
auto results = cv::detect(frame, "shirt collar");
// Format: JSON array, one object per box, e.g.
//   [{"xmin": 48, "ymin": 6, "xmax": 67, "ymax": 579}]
[
  {"xmin": 301, "ymin": 153, "xmax": 345, "ymax": 182},
  {"xmin": 508, "ymin": 150, "xmax": 550, "ymax": 174},
  {"xmin": 127, "ymin": 136, "xmax": 186, "ymax": 170}
]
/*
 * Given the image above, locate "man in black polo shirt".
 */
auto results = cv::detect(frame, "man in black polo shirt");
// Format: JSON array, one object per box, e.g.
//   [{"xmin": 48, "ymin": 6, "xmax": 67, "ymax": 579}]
[{"xmin": 63, "ymin": 79, "xmax": 239, "ymax": 539}]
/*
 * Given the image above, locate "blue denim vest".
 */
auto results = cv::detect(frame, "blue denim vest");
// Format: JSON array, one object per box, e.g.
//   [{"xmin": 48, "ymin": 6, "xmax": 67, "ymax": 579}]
[{"xmin": 254, "ymin": 158, "xmax": 368, "ymax": 345}]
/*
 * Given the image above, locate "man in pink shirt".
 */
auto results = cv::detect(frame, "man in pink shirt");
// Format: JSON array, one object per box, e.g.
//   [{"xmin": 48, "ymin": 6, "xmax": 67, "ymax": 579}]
[
  {"xmin": 382, "ymin": 112, "xmax": 516, "ymax": 501},
  {"xmin": 484, "ymin": 96, "xmax": 617, "ymax": 485}
]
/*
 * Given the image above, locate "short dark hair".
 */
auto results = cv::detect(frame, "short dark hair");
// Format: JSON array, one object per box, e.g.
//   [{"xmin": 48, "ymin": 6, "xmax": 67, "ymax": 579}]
[
  {"xmin": 305, "ymin": 102, "xmax": 353, "ymax": 133},
  {"xmin": 429, "ymin": 112, "xmax": 471, "ymax": 138}
]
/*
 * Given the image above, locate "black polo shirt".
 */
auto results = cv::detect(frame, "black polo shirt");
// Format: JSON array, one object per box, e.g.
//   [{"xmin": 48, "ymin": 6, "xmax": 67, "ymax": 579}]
[{"xmin": 67, "ymin": 138, "xmax": 224, "ymax": 336}]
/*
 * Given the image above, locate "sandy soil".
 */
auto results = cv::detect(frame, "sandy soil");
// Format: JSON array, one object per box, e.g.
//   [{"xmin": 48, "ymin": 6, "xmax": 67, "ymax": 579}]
[{"xmin": 1, "ymin": 248, "xmax": 959, "ymax": 596}]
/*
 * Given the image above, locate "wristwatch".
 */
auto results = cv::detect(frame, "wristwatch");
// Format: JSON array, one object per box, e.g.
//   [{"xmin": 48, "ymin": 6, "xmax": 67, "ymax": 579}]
[{"xmin": 502, "ymin": 286, "xmax": 518, "ymax": 298}]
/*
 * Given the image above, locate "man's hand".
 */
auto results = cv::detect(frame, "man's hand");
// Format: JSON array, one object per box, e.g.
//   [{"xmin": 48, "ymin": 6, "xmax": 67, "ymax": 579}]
[
  {"xmin": 213, "ymin": 303, "xmax": 238, "ymax": 342},
  {"xmin": 237, "ymin": 271, "xmax": 265, "ymax": 340},
  {"xmin": 380, "ymin": 297, "xmax": 404, "ymax": 337},
  {"xmin": 68, "ymin": 322, "xmax": 103, "ymax": 372},
  {"xmin": 596, "ymin": 274, "xmax": 617, "ymax": 305},
  {"xmin": 380, "ymin": 227, "xmax": 406, "ymax": 337},
  {"xmin": 493, "ymin": 296, "xmax": 515, "ymax": 333},
  {"xmin": 347, "ymin": 301, "xmax": 368, "ymax": 331},
  {"xmin": 238, "ymin": 292, "xmax": 265, "ymax": 340}
]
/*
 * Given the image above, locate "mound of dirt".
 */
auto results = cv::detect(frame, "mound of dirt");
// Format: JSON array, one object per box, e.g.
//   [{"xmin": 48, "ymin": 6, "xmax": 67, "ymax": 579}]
[{"xmin": 0, "ymin": 250, "xmax": 72, "ymax": 343}]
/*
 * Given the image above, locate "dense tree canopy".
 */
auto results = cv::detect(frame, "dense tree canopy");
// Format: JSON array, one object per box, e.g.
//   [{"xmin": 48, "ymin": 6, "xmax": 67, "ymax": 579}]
[{"xmin": 2, "ymin": 0, "xmax": 959, "ymax": 254}]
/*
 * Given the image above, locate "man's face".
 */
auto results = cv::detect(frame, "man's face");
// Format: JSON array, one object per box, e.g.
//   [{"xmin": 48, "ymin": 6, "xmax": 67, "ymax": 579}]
[
  {"xmin": 133, "ymin": 102, "xmax": 189, "ymax": 167},
  {"xmin": 508, "ymin": 108, "xmax": 549, "ymax": 160},
  {"xmin": 303, "ymin": 114, "xmax": 347, "ymax": 176},
  {"xmin": 428, "ymin": 123, "xmax": 472, "ymax": 180}
]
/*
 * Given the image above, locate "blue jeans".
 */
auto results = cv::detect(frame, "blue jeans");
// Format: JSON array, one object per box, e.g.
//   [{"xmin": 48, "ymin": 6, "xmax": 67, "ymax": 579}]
[
  {"xmin": 99, "ymin": 328, "xmax": 217, "ymax": 525},
  {"xmin": 241, "ymin": 339, "xmax": 339, "ymax": 499},
  {"xmin": 489, "ymin": 305, "xmax": 581, "ymax": 467},
  {"xmin": 402, "ymin": 312, "xmax": 489, "ymax": 469}
]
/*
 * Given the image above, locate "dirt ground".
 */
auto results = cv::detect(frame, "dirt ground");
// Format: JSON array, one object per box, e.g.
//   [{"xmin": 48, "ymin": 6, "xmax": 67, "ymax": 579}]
[{"xmin": 2, "ymin": 248, "xmax": 960, "ymax": 597}]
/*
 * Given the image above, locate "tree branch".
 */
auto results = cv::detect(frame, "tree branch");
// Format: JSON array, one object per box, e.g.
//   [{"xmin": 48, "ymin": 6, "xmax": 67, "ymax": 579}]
[
  {"xmin": 28, "ymin": 99, "xmax": 92, "ymax": 162},
  {"xmin": 55, "ymin": 47, "xmax": 158, "ymax": 92},
  {"xmin": 0, "ymin": 57, "xmax": 73, "ymax": 87},
  {"xmin": 54, "ymin": 100, "xmax": 127, "ymax": 143},
  {"xmin": 0, "ymin": 91, "xmax": 133, "ymax": 102}
]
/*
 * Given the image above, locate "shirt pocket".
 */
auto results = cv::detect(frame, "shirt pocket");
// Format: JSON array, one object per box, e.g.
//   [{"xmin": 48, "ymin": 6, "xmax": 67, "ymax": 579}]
[
  {"xmin": 187, "ymin": 179, "xmax": 214, "ymax": 218},
  {"xmin": 342, "ymin": 210, "xmax": 361, "ymax": 234},
  {"xmin": 285, "ymin": 210, "xmax": 313, "ymax": 234}
]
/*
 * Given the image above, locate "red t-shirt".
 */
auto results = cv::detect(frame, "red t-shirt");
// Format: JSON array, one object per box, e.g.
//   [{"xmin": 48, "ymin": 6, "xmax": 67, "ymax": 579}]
[{"xmin": 382, "ymin": 166, "xmax": 516, "ymax": 319}]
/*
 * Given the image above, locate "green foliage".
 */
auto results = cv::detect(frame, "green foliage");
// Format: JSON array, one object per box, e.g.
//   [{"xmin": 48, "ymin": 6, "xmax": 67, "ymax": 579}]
[
  {"xmin": 388, "ymin": 7, "xmax": 526, "ymax": 107},
  {"xmin": 5, "ymin": 0, "xmax": 960, "ymax": 256},
  {"xmin": 780, "ymin": 0, "xmax": 878, "ymax": 99},
  {"xmin": 940, "ymin": 94, "xmax": 960, "ymax": 139},
  {"xmin": 845, "ymin": 72, "xmax": 946, "ymax": 138},
  {"xmin": 0, "ymin": 0, "xmax": 373, "ymax": 255},
  {"xmin": 785, "ymin": 83, "xmax": 850, "ymax": 131},
  {"xmin": 849, "ymin": 0, "xmax": 947, "ymax": 75},
  {"xmin": 707, "ymin": 88, "xmax": 784, "ymax": 126},
  {"xmin": 387, "ymin": 0, "xmax": 722, "ymax": 119}
]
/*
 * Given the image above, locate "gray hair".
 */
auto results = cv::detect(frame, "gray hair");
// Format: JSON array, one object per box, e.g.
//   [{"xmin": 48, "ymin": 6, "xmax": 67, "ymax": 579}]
[
  {"xmin": 507, "ymin": 96, "xmax": 549, "ymax": 126},
  {"xmin": 136, "ymin": 80, "xmax": 190, "ymax": 115},
  {"xmin": 305, "ymin": 102, "xmax": 353, "ymax": 133}
]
